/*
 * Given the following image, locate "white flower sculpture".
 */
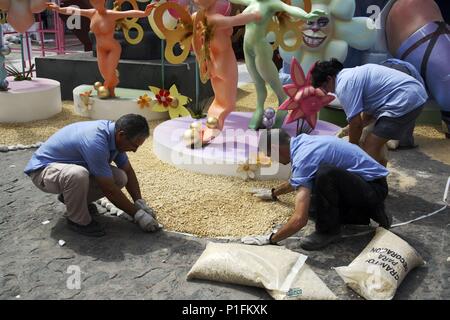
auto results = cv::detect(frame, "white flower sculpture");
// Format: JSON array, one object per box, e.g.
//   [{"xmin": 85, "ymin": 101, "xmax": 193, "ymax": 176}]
[
  {"xmin": 236, "ymin": 153, "xmax": 273, "ymax": 181},
  {"xmin": 280, "ymin": 0, "xmax": 377, "ymax": 73}
]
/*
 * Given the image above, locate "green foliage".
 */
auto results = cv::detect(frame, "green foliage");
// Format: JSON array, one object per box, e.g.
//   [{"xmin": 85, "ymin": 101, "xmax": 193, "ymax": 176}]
[{"xmin": 5, "ymin": 63, "xmax": 34, "ymax": 81}]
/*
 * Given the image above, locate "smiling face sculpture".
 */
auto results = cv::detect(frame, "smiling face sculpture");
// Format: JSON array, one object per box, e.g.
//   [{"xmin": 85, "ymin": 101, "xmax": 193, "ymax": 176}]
[
  {"xmin": 280, "ymin": 0, "xmax": 376, "ymax": 74},
  {"xmin": 0, "ymin": 0, "xmax": 48, "ymax": 33}
]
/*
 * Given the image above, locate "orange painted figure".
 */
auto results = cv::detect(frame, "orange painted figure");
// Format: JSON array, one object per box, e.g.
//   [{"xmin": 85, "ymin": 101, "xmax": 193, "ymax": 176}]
[
  {"xmin": 46, "ymin": 1, "xmax": 155, "ymax": 98},
  {"xmin": 0, "ymin": 0, "xmax": 48, "ymax": 33},
  {"xmin": 188, "ymin": 0, "xmax": 261, "ymax": 146}
]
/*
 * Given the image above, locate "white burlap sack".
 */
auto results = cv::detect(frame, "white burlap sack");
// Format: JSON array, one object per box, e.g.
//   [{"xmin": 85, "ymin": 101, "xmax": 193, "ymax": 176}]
[
  {"xmin": 187, "ymin": 242, "xmax": 337, "ymax": 300},
  {"xmin": 335, "ymin": 228, "xmax": 424, "ymax": 300}
]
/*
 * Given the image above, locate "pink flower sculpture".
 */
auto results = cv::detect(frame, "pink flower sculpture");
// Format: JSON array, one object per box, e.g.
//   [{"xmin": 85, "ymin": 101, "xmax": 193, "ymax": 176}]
[{"xmin": 278, "ymin": 58, "xmax": 335, "ymax": 130}]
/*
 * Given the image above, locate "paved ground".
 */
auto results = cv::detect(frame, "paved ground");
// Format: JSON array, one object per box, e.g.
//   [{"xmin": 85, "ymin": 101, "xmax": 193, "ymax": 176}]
[{"xmin": 0, "ymin": 148, "xmax": 449, "ymax": 300}]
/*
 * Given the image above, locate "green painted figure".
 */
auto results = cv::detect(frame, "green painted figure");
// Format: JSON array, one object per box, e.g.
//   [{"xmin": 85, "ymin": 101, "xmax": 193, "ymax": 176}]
[{"xmin": 230, "ymin": 0, "xmax": 324, "ymax": 129}]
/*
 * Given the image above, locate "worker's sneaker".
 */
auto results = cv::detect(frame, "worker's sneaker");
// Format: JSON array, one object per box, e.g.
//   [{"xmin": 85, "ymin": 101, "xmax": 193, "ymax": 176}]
[
  {"xmin": 67, "ymin": 219, "xmax": 105, "ymax": 237},
  {"xmin": 370, "ymin": 204, "xmax": 392, "ymax": 229},
  {"xmin": 300, "ymin": 229, "xmax": 341, "ymax": 251}
]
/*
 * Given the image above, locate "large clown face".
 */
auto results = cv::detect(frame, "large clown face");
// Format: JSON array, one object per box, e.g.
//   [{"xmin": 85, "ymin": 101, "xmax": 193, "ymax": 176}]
[
  {"xmin": 280, "ymin": 0, "xmax": 376, "ymax": 75},
  {"xmin": 301, "ymin": 4, "xmax": 332, "ymax": 51}
]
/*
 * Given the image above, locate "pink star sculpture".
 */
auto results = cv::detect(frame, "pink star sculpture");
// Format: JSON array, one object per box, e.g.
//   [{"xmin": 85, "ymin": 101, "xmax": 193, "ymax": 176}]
[{"xmin": 278, "ymin": 58, "xmax": 335, "ymax": 130}]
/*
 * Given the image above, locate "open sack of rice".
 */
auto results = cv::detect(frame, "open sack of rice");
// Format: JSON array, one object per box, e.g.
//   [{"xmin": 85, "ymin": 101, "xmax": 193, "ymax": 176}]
[
  {"xmin": 187, "ymin": 242, "xmax": 337, "ymax": 300},
  {"xmin": 335, "ymin": 228, "xmax": 424, "ymax": 300}
]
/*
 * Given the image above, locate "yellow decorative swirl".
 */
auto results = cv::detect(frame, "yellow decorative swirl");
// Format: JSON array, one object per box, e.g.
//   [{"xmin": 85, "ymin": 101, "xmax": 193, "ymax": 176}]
[
  {"xmin": 192, "ymin": 10, "xmax": 213, "ymax": 83},
  {"xmin": 267, "ymin": 0, "xmax": 312, "ymax": 52},
  {"xmin": 114, "ymin": 0, "xmax": 144, "ymax": 45},
  {"xmin": 153, "ymin": 2, "xmax": 193, "ymax": 65},
  {"xmin": 0, "ymin": 10, "xmax": 7, "ymax": 25}
]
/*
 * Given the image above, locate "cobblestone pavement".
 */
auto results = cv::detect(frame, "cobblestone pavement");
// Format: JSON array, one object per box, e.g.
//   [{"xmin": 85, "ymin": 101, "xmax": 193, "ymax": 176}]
[{"xmin": 0, "ymin": 149, "xmax": 449, "ymax": 300}]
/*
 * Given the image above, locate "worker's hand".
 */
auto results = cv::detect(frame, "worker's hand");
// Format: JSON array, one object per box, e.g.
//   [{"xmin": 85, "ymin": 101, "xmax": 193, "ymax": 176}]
[
  {"xmin": 249, "ymin": 188, "xmax": 277, "ymax": 201},
  {"xmin": 135, "ymin": 199, "xmax": 156, "ymax": 218},
  {"xmin": 134, "ymin": 209, "xmax": 160, "ymax": 232},
  {"xmin": 241, "ymin": 233, "xmax": 274, "ymax": 246}
]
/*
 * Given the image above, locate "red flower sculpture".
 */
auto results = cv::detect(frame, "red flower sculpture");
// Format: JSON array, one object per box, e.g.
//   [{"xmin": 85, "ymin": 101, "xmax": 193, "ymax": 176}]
[
  {"xmin": 278, "ymin": 58, "xmax": 335, "ymax": 130},
  {"xmin": 155, "ymin": 89, "xmax": 173, "ymax": 107}
]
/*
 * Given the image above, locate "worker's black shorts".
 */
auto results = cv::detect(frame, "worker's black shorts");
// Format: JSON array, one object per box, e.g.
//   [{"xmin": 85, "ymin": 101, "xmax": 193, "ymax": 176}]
[{"xmin": 372, "ymin": 104, "xmax": 424, "ymax": 140}]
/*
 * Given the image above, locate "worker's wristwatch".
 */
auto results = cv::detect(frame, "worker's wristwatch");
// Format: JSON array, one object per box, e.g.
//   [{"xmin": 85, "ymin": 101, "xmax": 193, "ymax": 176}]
[
  {"xmin": 269, "ymin": 232, "xmax": 277, "ymax": 245},
  {"xmin": 271, "ymin": 188, "xmax": 278, "ymax": 201}
]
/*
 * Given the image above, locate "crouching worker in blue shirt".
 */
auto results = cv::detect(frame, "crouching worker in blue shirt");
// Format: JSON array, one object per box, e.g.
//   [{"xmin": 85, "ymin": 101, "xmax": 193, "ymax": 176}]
[
  {"xmin": 243, "ymin": 130, "xmax": 390, "ymax": 251},
  {"xmin": 24, "ymin": 114, "xmax": 160, "ymax": 237},
  {"xmin": 311, "ymin": 59, "xmax": 428, "ymax": 167}
]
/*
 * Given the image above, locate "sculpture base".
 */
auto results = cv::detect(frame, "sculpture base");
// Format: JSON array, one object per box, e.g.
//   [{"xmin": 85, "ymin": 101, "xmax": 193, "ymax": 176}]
[
  {"xmin": 0, "ymin": 77, "xmax": 62, "ymax": 123},
  {"xmin": 153, "ymin": 112, "xmax": 341, "ymax": 180},
  {"xmin": 36, "ymin": 52, "xmax": 214, "ymax": 102},
  {"xmin": 73, "ymin": 85, "xmax": 170, "ymax": 121}
]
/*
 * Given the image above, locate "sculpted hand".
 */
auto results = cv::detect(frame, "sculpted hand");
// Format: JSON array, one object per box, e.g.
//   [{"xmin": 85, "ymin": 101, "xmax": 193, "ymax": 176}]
[
  {"xmin": 46, "ymin": 2, "xmax": 59, "ymax": 11},
  {"xmin": 306, "ymin": 9, "xmax": 326, "ymax": 21},
  {"xmin": 253, "ymin": 11, "xmax": 262, "ymax": 22},
  {"xmin": 144, "ymin": 3, "xmax": 157, "ymax": 16}
]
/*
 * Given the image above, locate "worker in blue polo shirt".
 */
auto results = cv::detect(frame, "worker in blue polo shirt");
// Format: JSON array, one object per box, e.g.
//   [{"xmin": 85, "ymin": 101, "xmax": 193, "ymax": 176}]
[
  {"xmin": 310, "ymin": 59, "xmax": 428, "ymax": 166},
  {"xmin": 24, "ymin": 114, "xmax": 160, "ymax": 237},
  {"xmin": 243, "ymin": 130, "xmax": 390, "ymax": 251}
]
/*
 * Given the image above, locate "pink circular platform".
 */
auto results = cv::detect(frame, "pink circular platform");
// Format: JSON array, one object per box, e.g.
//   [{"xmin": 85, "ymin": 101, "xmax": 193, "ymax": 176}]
[
  {"xmin": 0, "ymin": 77, "xmax": 62, "ymax": 123},
  {"xmin": 153, "ymin": 112, "xmax": 341, "ymax": 180}
]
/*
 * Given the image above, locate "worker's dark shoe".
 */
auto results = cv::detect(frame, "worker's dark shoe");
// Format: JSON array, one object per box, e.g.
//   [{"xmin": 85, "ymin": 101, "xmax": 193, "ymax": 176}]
[
  {"xmin": 300, "ymin": 230, "xmax": 341, "ymax": 251},
  {"xmin": 441, "ymin": 114, "xmax": 450, "ymax": 139},
  {"xmin": 370, "ymin": 204, "xmax": 392, "ymax": 229},
  {"xmin": 67, "ymin": 219, "xmax": 105, "ymax": 237},
  {"xmin": 87, "ymin": 203, "xmax": 100, "ymax": 216},
  {"xmin": 59, "ymin": 194, "xmax": 99, "ymax": 216}
]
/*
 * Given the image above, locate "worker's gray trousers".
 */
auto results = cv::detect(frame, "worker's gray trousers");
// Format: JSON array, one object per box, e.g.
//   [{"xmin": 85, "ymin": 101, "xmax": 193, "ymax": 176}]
[{"xmin": 29, "ymin": 163, "xmax": 127, "ymax": 226}]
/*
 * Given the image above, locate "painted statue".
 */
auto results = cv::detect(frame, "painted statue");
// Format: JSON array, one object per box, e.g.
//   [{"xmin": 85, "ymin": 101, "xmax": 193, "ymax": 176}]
[
  {"xmin": 0, "ymin": 0, "xmax": 47, "ymax": 33},
  {"xmin": 279, "ymin": 0, "xmax": 376, "ymax": 84},
  {"xmin": 229, "ymin": 0, "xmax": 325, "ymax": 130},
  {"xmin": 47, "ymin": 0, "xmax": 155, "ymax": 98},
  {"xmin": 152, "ymin": 0, "xmax": 262, "ymax": 147},
  {"xmin": 386, "ymin": 0, "xmax": 450, "ymax": 138}
]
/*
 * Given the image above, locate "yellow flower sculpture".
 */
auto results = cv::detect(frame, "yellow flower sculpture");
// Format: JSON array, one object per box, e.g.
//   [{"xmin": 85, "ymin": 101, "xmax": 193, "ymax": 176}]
[
  {"xmin": 137, "ymin": 93, "xmax": 152, "ymax": 109},
  {"xmin": 149, "ymin": 84, "xmax": 191, "ymax": 119}
]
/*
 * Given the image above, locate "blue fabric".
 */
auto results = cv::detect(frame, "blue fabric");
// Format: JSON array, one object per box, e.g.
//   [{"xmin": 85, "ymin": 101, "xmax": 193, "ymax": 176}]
[
  {"xmin": 24, "ymin": 121, "xmax": 129, "ymax": 177},
  {"xmin": 279, "ymin": 61, "xmax": 293, "ymax": 85},
  {"xmin": 380, "ymin": 58, "xmax": 425, "ymax": 86},
  {"xmin": 335, "ymin": 64, "xmax": 428, "ymax": 122},
  {"xmin": 289, "ymin": 134, "xmax": 389, "ymax": 189}
]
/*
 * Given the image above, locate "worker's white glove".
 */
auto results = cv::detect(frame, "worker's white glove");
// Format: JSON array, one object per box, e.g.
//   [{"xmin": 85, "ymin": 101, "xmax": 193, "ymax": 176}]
[
  {"xmin": 134, "ymin": 209, "xmax": 159, "ymax": 232},
  {"xmin": 135, "ymin": 199, "xmax": 156, "ymax": 218},
  {"xmin": 241, "ymin": 233, "xmax": 275, "ymax": 246},
  {"xmin": 249, "ymin": 188, "xmax": 277, "ymax": 201}
]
